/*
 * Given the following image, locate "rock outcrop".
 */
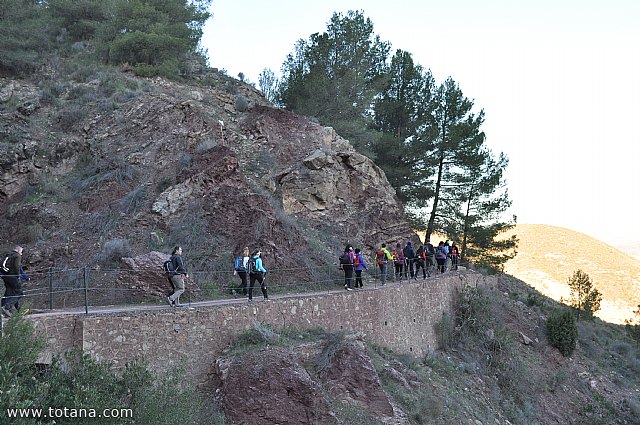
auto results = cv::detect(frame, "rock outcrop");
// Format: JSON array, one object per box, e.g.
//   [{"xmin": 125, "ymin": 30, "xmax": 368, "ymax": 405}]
[{"xmin": 216, "ymin": 334, "xmax": 406, "ymax": 425}]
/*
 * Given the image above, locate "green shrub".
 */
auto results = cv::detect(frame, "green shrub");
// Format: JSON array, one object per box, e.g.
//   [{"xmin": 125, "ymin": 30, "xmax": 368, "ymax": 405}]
[
  {"xmin": 234, "ymin": 95, "xmax": 249, "ymax": 112},
  {"xmin": 436, "ymin": 312, "xmax": 454, "ymax": 350},
  {"xmin": 99, "ymin": 238, "xmax": 131, "ymax": 267},
  {"xmin": 547, "ymin": 308, "xmax": 578, "ymax": 357}
]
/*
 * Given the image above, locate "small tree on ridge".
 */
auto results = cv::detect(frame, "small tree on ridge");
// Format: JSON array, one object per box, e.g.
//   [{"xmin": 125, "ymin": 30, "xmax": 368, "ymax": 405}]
[{"xmin": 568, "ymin": 269, "xmax": 602, "ymax": 320}]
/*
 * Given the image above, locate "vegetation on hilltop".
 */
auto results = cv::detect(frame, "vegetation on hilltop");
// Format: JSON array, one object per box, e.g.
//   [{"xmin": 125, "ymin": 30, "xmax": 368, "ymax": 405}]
[{"xmin": 0, "ymin": 0, "xmax": 211, "ymax": 79}]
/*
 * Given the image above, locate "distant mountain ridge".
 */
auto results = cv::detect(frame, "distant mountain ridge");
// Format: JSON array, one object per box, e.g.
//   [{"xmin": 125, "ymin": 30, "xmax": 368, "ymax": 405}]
[{"xmin": 502, "ymin": 224, "xmax": 640, "ymax": 324}]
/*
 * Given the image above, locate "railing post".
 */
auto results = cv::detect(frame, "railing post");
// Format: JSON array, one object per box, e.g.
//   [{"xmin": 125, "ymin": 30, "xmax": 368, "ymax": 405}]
[
  {"xmin": 48, "ymin": 267, "xmax": 53, "ymax": 310},
  {"xmin": 83, "ymin": 267, "xmax": 88, "ymax": 315}
]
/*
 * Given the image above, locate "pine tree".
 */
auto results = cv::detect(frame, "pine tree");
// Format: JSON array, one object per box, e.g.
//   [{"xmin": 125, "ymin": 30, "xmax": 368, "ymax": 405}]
[
  {"xmin": 418, "ymin": 77, "xmax": 485, "ymax": 239},
  {"xmin": 278, "ymin": 10, "xmax": 390, "ymax": 153},
  {"xmin": 443, "ymin": 149, "xmax": 518, "ymax": 271},
  {"xmin": 568, "ymin": 269, "xmax": 602, "ymax": 320},
  {"xmin": 372, "ymin": 50, "xmax": 435, "ymax": 207}
]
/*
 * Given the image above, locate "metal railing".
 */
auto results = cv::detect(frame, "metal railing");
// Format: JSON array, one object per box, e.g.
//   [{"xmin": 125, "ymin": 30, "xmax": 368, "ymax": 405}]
[{"xmin": 3, "ymin": 260, "xmax": 470, "ymax": 315}]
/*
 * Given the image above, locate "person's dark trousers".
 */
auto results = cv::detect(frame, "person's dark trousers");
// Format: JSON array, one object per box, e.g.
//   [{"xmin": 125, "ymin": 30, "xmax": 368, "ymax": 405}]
[
  {"xmin": 405, "ymin": 259, "xmax": 415, "ymax": 279},
  {"xmin": 452, "ymin": 257, "xmax": 459, "ymax": 270},
  {"xmin": 249, "ymin": 272, "xmax": 268, "ymax": 300},
  {"xmin": 394, "ymin": 264, "xmax": 403, "ymax": 281},
  {"xmin": 343, "ymin": 265, "xmax": 354, "ymax": 289},
  {"xmin": 354, "ymin": 269, "xmax": 363, "ymax": 287},
  {"xmin": 2, "ymin": 276, "xmax": 23, "ymax": 311},
  {"xmin": 437, "ymin": 258, "xmax": 446, "ymax": 273},
  {"xmin": 415, "ymin": 259, "xmax": 427, "ymax": 279},
  {"xmin": 237, "ymin": 271, "xmax": 248, "ymax": 295}
]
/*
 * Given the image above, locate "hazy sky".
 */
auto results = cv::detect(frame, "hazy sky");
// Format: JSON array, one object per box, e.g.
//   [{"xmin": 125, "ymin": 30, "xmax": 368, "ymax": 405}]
[{"xmin": 201, "ymin": 0, "xmax": 640, "ymax": 244}]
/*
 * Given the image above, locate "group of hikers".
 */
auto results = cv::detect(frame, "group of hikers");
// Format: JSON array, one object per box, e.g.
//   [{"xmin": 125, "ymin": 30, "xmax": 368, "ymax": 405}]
[
  {"xmin": 2, "ymin": 239, "xmax": 459, "ymax": 314},
  {"xmin": 338, "ymin": 239, "xmax": 460, "ymax": 290},
  {"xmin": 168, "ymin": 239, "xmax": 460, "ymax": 305}
]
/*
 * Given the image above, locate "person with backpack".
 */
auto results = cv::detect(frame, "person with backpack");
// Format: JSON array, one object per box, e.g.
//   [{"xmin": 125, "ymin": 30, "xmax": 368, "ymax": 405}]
[
  {"xmin": 435, "ymin": 241, "xmax": 447, "ymax": 274},
  {"xmin": 353, "ymin": 247, "xmax": 368, "ymax": 288},
  {"xmin": 247, "ymin": 249, "xmax": 268, "ymax": 301},
  {"xmin": 414, "ymin": 244, "xmax": 428, "ymax": 279},
  {"xmin": 403, "ymin": 241, "xmax": 416, "ymax": 279},
  {"xmin": 375, "ymin": 243, "xmax": 393, "ymax": 285},
  {"xmin": 444, "ymin": 240, "xmax": 452, "ymax": 272},
  {"xmin": 166, "ymin": 246, "xmax": 188, "ymax": 307},
  {"xmin": 392, "ymin": 243, "xmax": 405, "ymax": 282},
  {"xmin": 1, "ymin": 244, "xmax": 29, "ymax": 317},
  {"xmin": 425, "ymin": 239, "xmax": 436, "ymax": 277},
  {"xmin": 450, "ymin": 243, "xmax": 460, "ymax": 271},
  {"xmin": 233, "ymin": 247, "xmax": 250, "ymax": 296},
  {"xmin": 338, "ymin": 244, "xmax": 355, "ymax": 291}
]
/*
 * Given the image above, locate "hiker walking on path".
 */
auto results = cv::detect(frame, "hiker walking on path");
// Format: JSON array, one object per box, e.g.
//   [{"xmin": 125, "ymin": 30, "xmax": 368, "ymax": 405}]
[
  {"xmin": 1, "ymin": 244, "xmax": 29, "ymax": 317},
  {"xmin": 233, "ymin": 246, "xmax": 250, "ymax": 296},
  {"xmin": 392, "ymin": 243, "xmax": 405, "ymax": 281},
  {"xmin": 339, "ymin": 245, "xmax": 355, "ymax": 291},
  {"xmin": 353, "ymin": 247, "xmax": 368, "ymax": 288},
  {"xmin": 248, "ymin": 249, "xmax": 269, "ymax": 301},
  {"xmin": 414, "ymin": 244, "xmax": 428, "ymax": 279},
  {"xmin": 166, "ymin": 246, "xmax": 188, "ymax": 307},
  {"xmin": 376, "ymin": 243, "xmax": 393, "ymax": 285},
  {"xmin": 403, "ymin": 241, "xmax": 416, "ymax": 279},
  {"xmin": 425, "ymin": 239, "xmax": 436, "ymax": 277},
  {"xmin": 435, "ymin": 241, "xmax": 447, "ymax": 274},
  {"xmin": 450, "ymin": 243, "xmax": 460, "ymax": 271}
]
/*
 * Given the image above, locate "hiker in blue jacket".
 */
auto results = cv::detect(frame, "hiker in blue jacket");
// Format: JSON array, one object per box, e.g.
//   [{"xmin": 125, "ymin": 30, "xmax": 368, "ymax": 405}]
[
  {"xmin": 248, "ymin": 249, "xmax": 269, "ymax": 301},
  {"xmin": 353, "ymin": 248, "xmax": 368, "ymax": 288}
]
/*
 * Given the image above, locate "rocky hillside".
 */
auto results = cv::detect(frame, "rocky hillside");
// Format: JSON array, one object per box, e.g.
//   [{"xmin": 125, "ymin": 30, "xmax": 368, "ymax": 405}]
[
  {"xmin": 502, "ymin": 224, "xmax": 640, "ymax": 324},
  {"xmin": 0, "ymin": 70, "xmax": 416, "ymax": 286},
  {"xmin": 211, "ymin": 275, "xmax": 639, "ymax": 424}
]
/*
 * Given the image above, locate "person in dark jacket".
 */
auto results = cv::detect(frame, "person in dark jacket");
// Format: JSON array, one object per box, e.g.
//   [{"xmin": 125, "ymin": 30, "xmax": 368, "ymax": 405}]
[
  {"xmin": 403, "ymin": 241, "xmax": 416, "ymax": 279},
  {"xmin": 166, "ymin": 246, "xmax": 189, "ymax": 307},
  {"xmin": 1, "ymin": 244, "xmax": 29, "ymax": 317},
  {"xmin": 339, "ymin": 244, "xmax": 355, "ymax": 291},
  {"xmin": 233, "ymin": 246, "xmax": 250, "ymax": 296}
]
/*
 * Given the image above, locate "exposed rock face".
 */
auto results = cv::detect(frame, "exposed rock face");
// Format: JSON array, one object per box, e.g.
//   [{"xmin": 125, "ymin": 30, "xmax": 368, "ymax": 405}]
[
  {"xmin": 0, "ymin": 72, "xmax": 417, "ymax": 298},
  {"xmin": 216, "ymin": 335, "xmax": 402, "ymax": 425},
  {"xmin": 118, "ymin": 251, "xmax": 188, "ymax": 297},
  {"xmin": 241, "ymin": 107, "xmax": 415, "ymax": 249}
]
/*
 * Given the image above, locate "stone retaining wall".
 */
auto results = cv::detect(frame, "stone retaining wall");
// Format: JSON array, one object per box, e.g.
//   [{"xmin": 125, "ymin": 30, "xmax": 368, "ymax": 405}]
[{"xmin": 30, "ymin": 271, "xmax": 493, "ymax": 383}]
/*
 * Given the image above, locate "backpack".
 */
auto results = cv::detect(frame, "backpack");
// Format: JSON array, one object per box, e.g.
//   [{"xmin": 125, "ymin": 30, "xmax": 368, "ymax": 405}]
[
  {"xmin": 376, "ymin": 250, "xmax": 386, "ymax": 265},
  {"xmin": 234, "ymin": 256, "xmax": 246, "ymax": 272},
  {"xmin": 339, "ymin": 252, "xmax": 352, "ymax": 266},
  {"xmin": 354, "ymin": 255, "xmax": 361, "ymax": 267},
  {"xmin": 425, "ymin": 244, "xmax": 435, "ymax": 257},
  {"xmin": 435, "ymin": 246, "xmax": 447, "ymax": 260},
  {"xmin": 163, "ymin": 258, "xmax": 176, "ymax": 275},
  {"xmin": 247, "ymin": 256, "xmax": 258, "ymax": 274}
]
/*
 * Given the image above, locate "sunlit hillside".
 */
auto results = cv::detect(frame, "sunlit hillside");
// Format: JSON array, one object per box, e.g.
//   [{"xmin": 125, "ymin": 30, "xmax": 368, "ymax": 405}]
[{"xmin": 502, "ymin": 224, "xmax": 640, "ymax": 324}]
